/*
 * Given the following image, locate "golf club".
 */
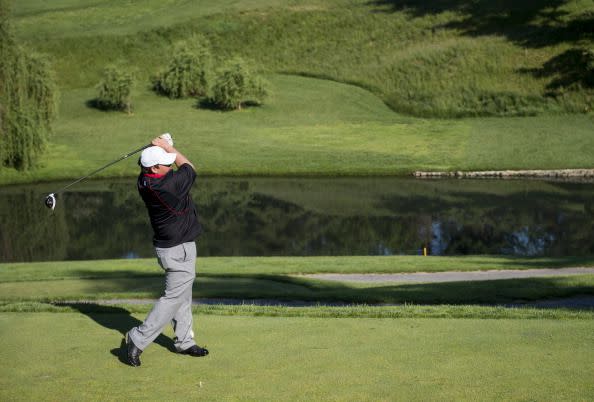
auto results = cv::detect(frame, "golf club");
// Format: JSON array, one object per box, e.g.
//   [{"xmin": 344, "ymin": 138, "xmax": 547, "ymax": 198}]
[{"xmin": 44, "ymin": 143, "xmax": 152, "ymax": 210}]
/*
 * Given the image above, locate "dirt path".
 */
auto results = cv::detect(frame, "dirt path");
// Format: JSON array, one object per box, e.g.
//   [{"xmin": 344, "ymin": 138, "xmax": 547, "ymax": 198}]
[{"xmin": 303, "ymin": 267, "xmax": 594, "ymax": 283}]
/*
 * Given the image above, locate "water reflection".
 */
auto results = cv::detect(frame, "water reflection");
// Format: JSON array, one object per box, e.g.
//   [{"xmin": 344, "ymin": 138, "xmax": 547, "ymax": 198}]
[{"xmin": 1, "ymin": 177, "xmax": 593, "ymax": 262}]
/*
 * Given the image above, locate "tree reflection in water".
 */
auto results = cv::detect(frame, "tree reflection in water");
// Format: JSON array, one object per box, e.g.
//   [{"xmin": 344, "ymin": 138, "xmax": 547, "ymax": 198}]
[{"xmin": 1, "ymin": 177, "xmax": 593, "ymax": 262}]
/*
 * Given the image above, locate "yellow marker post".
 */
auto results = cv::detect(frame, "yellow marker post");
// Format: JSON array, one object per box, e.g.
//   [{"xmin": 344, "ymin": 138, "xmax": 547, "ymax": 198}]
[{"xmin": 423, "ymin": 247, "xmax": 427, "ymax": 256}]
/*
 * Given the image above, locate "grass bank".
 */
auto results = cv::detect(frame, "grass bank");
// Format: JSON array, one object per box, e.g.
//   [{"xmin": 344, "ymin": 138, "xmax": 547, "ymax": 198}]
[
  {"xmin": 1, "ymin": 312, "xmax": 593, "ymax": 400},
  {"xmin": 3, "ymin": 255, "xmax": 594, "ymax": 282},
  {"xmin": 2, "ymin": 302, "xmax": 593, "ymax": 320},
  {"xmin": 2, "ymin": 274, "xmax": 593, "ymax": 305}
]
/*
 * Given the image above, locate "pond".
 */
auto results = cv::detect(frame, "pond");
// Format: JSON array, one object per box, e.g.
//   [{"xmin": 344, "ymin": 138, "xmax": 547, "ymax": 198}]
[{"xmin": 1, "ymin": 176, "xmax": 593, "ymax": 262}]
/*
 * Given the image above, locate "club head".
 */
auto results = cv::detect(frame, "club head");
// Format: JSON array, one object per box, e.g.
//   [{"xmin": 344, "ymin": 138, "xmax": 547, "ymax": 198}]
[{"xmin": 44, "ymin": 193, "xmax": 56, "ymax": 210}]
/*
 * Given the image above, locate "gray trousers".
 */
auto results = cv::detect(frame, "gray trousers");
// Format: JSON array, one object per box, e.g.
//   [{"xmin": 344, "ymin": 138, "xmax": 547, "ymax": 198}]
[{"xmin": 128, "ymin": 241, "xmax": 197, "ymax": 352}]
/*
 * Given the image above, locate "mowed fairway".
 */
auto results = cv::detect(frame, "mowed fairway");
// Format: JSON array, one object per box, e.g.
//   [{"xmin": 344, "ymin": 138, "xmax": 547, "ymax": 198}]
[
  {"xmin": 1, "ymin": 312, "xmax": 593, "ymax": 401},
  {"xmin": 1, "ymin": 74, "xmax": 468, "ymax": 183}
]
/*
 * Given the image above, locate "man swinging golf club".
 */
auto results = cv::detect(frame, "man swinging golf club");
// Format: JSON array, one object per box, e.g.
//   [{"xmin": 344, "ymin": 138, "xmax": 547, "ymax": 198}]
[{"xmin": 125, "ymin": 134, "xmax": 208, "ymax": 367}]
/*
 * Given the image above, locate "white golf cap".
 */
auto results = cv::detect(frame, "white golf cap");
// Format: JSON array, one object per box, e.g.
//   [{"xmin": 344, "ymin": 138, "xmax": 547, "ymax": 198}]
[{"xmin": 140, "ymin": 146, "xmax": 177, "ymax": 167}]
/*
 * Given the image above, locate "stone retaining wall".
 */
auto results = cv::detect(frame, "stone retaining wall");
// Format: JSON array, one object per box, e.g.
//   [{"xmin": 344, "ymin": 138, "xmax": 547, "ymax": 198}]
[{"xmin": 414, "ymin": 169, "xmax": 594, "ymax": 179}]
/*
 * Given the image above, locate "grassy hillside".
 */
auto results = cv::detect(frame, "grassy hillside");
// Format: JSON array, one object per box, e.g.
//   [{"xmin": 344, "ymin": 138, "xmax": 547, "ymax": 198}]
[
  {"xmin": 0, "ymin": 75, "xmax": 593, "ymax": 184},
  {"xmin": 0, "ymin": 0, "xmax": 592, "ymax": 183},
  {"xmin": 12, "ymin": 0, "xmax": 594, "ymax": 118}
]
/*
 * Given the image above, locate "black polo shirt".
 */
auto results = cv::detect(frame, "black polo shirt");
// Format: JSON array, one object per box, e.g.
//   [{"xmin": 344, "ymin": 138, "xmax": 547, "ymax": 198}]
[{"xmin": 137, "ymin": 163, "xmax": 202, "ymax": 248}]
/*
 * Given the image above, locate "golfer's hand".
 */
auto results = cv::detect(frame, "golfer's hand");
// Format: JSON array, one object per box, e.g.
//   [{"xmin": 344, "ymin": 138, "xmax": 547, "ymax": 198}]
[
  {"xmin": 160, "ymin": 133, "xmax": 173, "ymax": 146},
  {"xmin": 152, "ymin": 137, "xmax": 174, "ymax": 152}
]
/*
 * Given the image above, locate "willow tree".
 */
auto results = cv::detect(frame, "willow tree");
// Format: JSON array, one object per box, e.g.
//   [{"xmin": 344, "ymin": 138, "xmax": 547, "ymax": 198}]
[
  {"xmin": 95, "ymin": 64, "xmax": 135, "ymax": 114},
  {"xmin": 210, "ymin": 57, "xmax": 268, "ymax": 111},
  {"xmin": 0, "ymin": 0, "xmax": 58, "ymax": 170},
  {"xmin": 153, "ymin": 35, "xmax": 213, "ymax": 99}
]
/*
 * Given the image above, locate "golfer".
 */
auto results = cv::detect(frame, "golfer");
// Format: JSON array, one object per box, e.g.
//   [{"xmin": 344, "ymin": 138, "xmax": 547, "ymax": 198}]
[{"xmin": 125, "ymin": 135, "xmax": 208, "ymax": 367}]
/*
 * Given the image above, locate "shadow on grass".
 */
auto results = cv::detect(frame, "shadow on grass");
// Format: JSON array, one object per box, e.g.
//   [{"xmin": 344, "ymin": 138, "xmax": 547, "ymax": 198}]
[
  {"xmin": 84, "ymin": 99, "xmax": 131, "ymax": 113},
  {"xmin": 198, "ymin": 273, "xmax": 594, "ymax": 307},
  {"xmin": 47, "ymin": 272, "xmax": 594, "ymax": 308},
  {"xmin": 196, "ymin": 97, "xmax": 263, "ymax": 111},
  {"xmin": 367, "ymin": 0, "xmax": 593, "ymax": 48},
  {"xmin": 56, "ymin": 303, "xmax": 176, "ymax": 365},
  {"xmin": 495, "ymin": 257, "xmax": 594, "ymax": 269},
  {"xmin": 367, "ymin": 0, "xmax": 594, "ymax": 99},
  {"xmin": 519, "ymin": 48, "xmax": 594, "ymax": 93}
]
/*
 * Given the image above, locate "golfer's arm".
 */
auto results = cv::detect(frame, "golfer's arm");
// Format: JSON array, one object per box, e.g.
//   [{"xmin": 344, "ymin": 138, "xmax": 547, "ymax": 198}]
[{"xmin": 168, "ymin": 146, "xmax": 195, "ymax": 170}]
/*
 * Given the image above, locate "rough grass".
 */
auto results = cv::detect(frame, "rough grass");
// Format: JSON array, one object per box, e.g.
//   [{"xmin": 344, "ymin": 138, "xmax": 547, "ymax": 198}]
[{"xmin": 2, "ymin": 301, "xmax": 594, "ymax": 320}]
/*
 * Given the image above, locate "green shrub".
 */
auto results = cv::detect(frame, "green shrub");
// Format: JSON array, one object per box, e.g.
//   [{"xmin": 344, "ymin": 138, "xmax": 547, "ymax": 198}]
[
  {"xmin": 209, "ymin": 57, "xmax": 268, "ymax": 110},
  {"xmin": 153, "ymin": 35, "xmax": 212, "ymax": 98},
  {"xmin": 95, "ymin": 64, "xmax": 134, "ymax": 113},
  {"xmin": 0, "ymin": 0, "xmax": 58, "ymax": 170}
]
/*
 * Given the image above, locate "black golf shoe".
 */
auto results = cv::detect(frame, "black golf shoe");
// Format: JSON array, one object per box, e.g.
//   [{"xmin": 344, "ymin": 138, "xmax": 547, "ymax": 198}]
[
  {"xmin": 125, "ymin": 332, "xmax": 143, "ymax": 367},
  {"xmin": 179, "ymin": 345, "xmax": 209, "ymax": 357}
]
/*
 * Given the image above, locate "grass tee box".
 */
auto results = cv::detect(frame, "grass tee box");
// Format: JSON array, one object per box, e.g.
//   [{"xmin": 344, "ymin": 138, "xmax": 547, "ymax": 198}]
[{"xmin": 1, "ymin": 313, "xmax": 593, "ymax": 400}]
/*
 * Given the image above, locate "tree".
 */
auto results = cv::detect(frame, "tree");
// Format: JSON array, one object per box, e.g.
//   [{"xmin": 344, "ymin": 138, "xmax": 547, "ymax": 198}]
[
  {"xmin": 153, "ymin": 35, "xmax": 212, "ymax": 98},
  {"xmin": 95, "ymin": 64, "xmax": 135, "ymax": 113},
  {"xmin": 0, "ymin": 0, "xmax": 58, "ymax": 170},
  {"xmin": 209, "ymin": 57, "xmax": 268, "ymax": 111}
]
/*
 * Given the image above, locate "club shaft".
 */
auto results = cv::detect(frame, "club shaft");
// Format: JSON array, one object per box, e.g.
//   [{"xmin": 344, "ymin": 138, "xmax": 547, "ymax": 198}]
[{"xmin": 54, "ymin": 144, "xmax": 151, "ymax": 194}]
